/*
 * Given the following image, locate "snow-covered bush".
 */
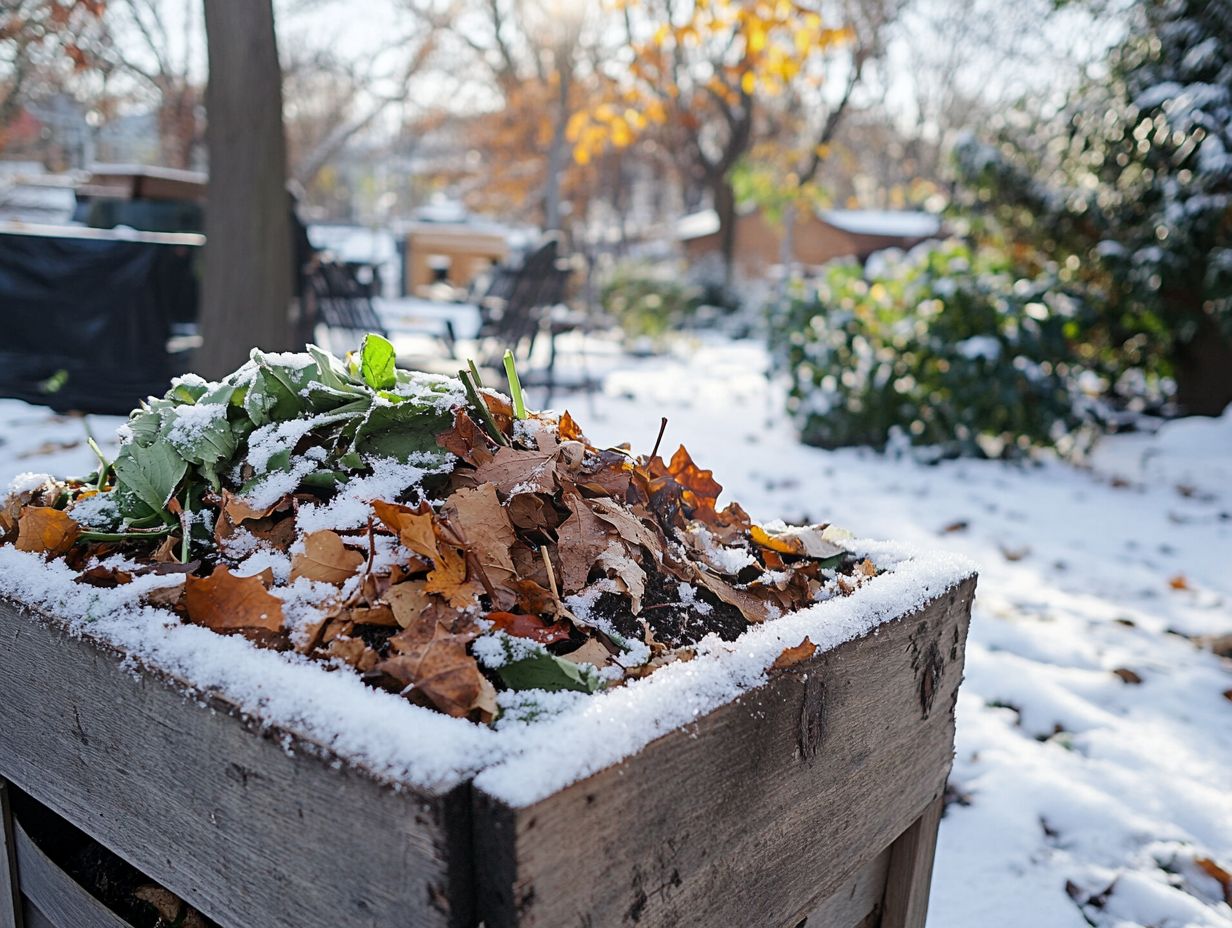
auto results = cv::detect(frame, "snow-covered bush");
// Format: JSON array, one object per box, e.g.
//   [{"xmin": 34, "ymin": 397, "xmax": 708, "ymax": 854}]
[
  {"xmin": 769, "ymin": 239, "xmax": 1094, "ymax": 459},
  {"xmin": 953, "ymin": 0, "xmax": 1232, "ymax": 415}
]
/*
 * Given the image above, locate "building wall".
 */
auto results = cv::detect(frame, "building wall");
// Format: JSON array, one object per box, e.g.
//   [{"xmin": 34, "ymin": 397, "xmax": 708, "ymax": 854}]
[{"xmin": 682, "ymin": 210, "xmax": 926, "ymax": 279}]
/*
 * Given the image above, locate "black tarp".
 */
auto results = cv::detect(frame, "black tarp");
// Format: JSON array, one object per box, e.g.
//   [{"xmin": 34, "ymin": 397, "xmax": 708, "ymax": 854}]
[{"xmin": 0, "ymin": 227, "xmax": 199, "ymax": 414}]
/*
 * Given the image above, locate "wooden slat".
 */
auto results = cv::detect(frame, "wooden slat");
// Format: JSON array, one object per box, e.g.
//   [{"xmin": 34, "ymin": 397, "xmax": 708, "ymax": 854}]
[
  {"xmin": 799, "ymin": 844, "xmax": 890, "ymax": 928},
  {"xmin": 474, "ymin": 576, "xmax": 975, "ymax": 928},
  {"xmin": 17, "ymin": 906, "xmax": 50, "ymax": 928},
  {"xmin": 0, "ymin": 599, "xmax": 472, "ymax": 928},
  {"xmin": 0, "ymin": 780, "xmax": 22, "ymax": 928},
  {"xmin": 880, "ymin": 796, "xmax": 945, "ymax": 928},
  {"xmin": 12, "ymin": 820, "xmax": 133, "ymax": 928}
]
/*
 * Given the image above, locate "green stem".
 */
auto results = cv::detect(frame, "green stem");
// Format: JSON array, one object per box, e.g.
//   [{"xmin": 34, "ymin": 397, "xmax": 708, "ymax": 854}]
[
  {"xmin": 458, "ymin": 369, "xmax": 509, "ymax": 446},
  {"xmin": 86, "ymin": 437, "xmax": 111, "ymax": 490},
  {"xmin": 77, "ymin": 527, "xmax": 175, "ymax": 544},
  {"xmin": 503, "ymin": 349, "xmax": 527, "ymax": 420},
  {"xmin": 467, "ymin": 358, "xmax": 484, "ymax": 389}
]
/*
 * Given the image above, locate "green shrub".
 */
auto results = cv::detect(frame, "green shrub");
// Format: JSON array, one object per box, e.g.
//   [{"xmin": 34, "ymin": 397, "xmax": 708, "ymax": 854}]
[
  {"xmin": 600, "ymin": 263, "xmax": 701, "ymax": 341},
  {"xmin": 768, "ymin": 239, "xmax": 1095, "ymax": 459}
]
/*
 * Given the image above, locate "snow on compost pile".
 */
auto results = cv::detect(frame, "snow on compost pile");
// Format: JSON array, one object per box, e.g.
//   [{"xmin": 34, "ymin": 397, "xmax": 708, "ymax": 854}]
[
  {"xmin": 0, "ymin": 533, "xmax": 969, "ymax": 799},
  {"xmin": 476, "ymin": 540, "xmax": 974, "ymax": 807},
  {"xmin": 0, "ymin": 545, "xmax": 498, "ymax": 791}
]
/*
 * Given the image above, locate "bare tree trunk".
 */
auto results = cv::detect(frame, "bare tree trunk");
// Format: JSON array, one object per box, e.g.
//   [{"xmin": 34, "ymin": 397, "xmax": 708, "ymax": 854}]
[
  {"xmin": 197, "ymin": 0, "xmax": 296, "ymax": 379},
  {"xmin": 713, "ymin": 175, "xmax": 738, "ymax": 292},
  {"xmin": 543, "ymin": 65, "xmax": 572, "ymax": 232},
  {"xmin": 1172, "ymin": 311, "xmax": 1232, "ymax": 416}
]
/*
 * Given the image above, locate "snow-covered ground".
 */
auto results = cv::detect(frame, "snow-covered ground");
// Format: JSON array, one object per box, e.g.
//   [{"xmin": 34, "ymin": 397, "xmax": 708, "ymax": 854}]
[{"xmin": 0, "ymin": 334, "xmax": 1228, "ymax": 927}]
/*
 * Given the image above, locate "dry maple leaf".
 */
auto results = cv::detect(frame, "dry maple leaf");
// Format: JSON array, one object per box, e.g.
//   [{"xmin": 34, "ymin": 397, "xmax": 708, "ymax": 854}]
[
  {"xmin": 15, "ymin": 506, "xmax": 81, "ymax": 557},
  {"xmin": 668, "ymin": 445, "xmax": 723, "ymax": 514},
  {"xmin": 184, "ymin": 566, "xmax": 284, "ymax": 633},
  {"xmin": 376, "ymin": 631, "xmax": 488, "ymax": 717},
  {"xmin": 487, "ymin": 611, "xmax": 573, "ymax": 644},
  {"xmin": 424, "ymin": 542, "xmax": 482, "ymax": 608},
  {"xmin": 290, "ymin": 530, "xmax": 365, "ymax": 585},
  {"xmin": 371, "ymin": 499, "xmax": 440, "ymax": 562},
  {"xmin": 771, "ymin": 637, "xmax": 817, "ymax": 671}
]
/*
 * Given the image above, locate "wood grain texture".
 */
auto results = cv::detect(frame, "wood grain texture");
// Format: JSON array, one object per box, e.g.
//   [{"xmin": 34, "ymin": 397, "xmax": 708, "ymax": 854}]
[
  {"xmin": 797, "ymin": 844, "xmax": 890, "ymax": 928},
  {"xmin": 474, "ymin": 576, "xmax": 975, "ymax": 928},
  {"xmin": 17, "ymin": 907, "xmax": 49, "ymax": 928},
  {"xmin": 0, "ymin": 599, "xmax": 472, "ymax": 928},
  {"xmin": 12, "ymin": 819, "xmax": 132, "ymax": 928},
  {"xmin": 880, "ymin": 796, "xmax": 945, "ymax": 928},
  {"xmin": 0, "ymin": 780, "xmax": 22, "ymax": 928}
]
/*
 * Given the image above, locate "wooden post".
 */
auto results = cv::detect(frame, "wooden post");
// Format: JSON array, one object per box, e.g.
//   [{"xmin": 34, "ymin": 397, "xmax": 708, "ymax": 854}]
[
  {"xmin": 880, "ymin": 795, "xmax": 945, "ymax": 928},
  {"xmin": 0, "ymin": 778, "xmax": 23, "ymax": 928}
]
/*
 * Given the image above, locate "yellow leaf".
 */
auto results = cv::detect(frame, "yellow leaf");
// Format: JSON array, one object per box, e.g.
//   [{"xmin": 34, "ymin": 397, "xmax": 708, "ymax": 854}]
[{"xmin": 741, "ymin": 70, "xmax": 756, "ymax": 95}]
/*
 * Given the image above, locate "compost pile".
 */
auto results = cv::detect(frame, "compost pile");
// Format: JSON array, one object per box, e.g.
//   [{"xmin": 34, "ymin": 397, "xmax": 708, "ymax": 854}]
[{"xmin": 0, "ymin": 336, "xmax": 877, "ymax": 723}]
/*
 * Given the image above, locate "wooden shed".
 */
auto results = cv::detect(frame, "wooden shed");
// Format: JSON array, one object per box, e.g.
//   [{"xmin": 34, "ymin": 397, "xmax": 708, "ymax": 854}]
[
  {"xmin": 403, "ymin": 222, "xmax": 510, "ymax": 296},
  {"xmin": 678, "ymin": 206, "xmax": 942, "ymax": 280}
]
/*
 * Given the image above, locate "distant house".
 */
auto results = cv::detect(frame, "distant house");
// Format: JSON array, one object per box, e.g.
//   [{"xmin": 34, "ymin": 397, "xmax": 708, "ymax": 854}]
[{"xmin": 677, "ymin": 206, "xmax": 942, "ymax": 279}]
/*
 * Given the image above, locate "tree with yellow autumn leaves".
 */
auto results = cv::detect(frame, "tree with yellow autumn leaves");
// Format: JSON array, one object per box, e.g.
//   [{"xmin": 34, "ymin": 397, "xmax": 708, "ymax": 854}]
[{"xmin": 567, "ymin": 0, "xmax": 898, "ymax": 286}]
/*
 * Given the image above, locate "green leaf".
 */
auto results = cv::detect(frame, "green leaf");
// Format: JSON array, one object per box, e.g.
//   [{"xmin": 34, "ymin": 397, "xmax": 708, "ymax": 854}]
[
  {"xmin": 112, "ymin": 439, "xmax": 187, "ymax": 521},
  {"xmin": 360, "ymin": 333, "xmax": 397, "ymax": 390},
  {"xmin": 351, "ymin": 400, "xmax": 451, "ymax": 463},
  {"xmin": 497, "ymin": 649, "xmax": 604, "ymax": 694}
]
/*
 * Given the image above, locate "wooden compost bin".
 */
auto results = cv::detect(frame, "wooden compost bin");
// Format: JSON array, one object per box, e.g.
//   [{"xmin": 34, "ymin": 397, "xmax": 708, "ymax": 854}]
[{"xmin": 0, "ymin": 575, "xmax": 975, "ymax": 928}]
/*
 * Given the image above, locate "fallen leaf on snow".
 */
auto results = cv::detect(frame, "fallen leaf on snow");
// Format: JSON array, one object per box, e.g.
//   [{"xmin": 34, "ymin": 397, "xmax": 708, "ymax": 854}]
[
  {"xmin": 185, "ymin": 566, "xmax": 284, "ymax": 633},
  {"xmin": 771, "ymin": 637, "xmax": 816, "ymax": 670},
  {"xmin": 290, "ymin": 530, "xmax": 365, "ymax": 585}
]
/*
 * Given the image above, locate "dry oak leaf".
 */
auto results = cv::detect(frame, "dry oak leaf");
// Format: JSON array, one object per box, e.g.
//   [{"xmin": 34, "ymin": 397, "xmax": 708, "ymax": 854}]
[
  {"xmin": 371, "ymin": 499, "xmax": 440, "ymax": 562},
  {"xmin": 15, "ymin": 506, "xmax": 81, "ymax": 556},
  {"xmin": 184, "ymin": 566, "xmax": 284, "ymax": 633},
  {"xmin": 377, "ymin": 630, "xmax": 489, "ymax": 717},
  {"xmin": 555, "ymin": 492, "xmax": 615, "ymax": 593},
  {"xmin": 771, "ymin": 637, "xmax": 816, "ymax": 671},
  {"xmin": 291, "ymin": 530, "xmax": 365, "ymax": 585},
  {"xmin": 436, "ymin": 408, "xmax": 496, "ymax": 466},
  {"xmin": 558, "ymin": 410, "xmax": 586, "ymax": 443},
  {"xmin": 470, "ymin": 445, "xmax": 558, "ymax": 497},
  {"xmin": 487, "ymin": 611, "xmax": 573, "ymax": 645},
  {"xmin": 443, "ymin": 484, "xmax": 519, "ymax": 606}
]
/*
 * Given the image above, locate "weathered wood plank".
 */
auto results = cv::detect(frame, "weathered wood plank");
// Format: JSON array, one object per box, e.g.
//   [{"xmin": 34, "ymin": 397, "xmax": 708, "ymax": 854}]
[
  {"xmin": 0, "ymin": 599, "xmax": 472, "ymax": 928},
  {"xmin": 17, "ymin": 906, "xmax": 49, "ymax": 928},
  {"xmin": 474, "ymin": 576, "xmax": 974, "ymax": 928},
  {"xmin": 12, "ymin": 819, "xmax": 132, "ymax": 928},
  {"xmin": 880, "ymin": 796, "xmax": 945, "ymax": 928},
  {"xmin": 0, "ymin": 780, "xmax": 22, "ymax": 928},
  {"xmin": 798, "ymin": 844, "xmax": 890, "ymax": 928}
]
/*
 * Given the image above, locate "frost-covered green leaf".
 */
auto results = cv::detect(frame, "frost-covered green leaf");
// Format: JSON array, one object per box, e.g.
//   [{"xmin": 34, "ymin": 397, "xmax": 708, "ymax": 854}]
[
  {"xmin": 351, "ymin": 399, "xmax": 452, "ymax": 463},
  {"xmin": 112, "ymin": 439, "xmax": 187, "ymax": 520}
]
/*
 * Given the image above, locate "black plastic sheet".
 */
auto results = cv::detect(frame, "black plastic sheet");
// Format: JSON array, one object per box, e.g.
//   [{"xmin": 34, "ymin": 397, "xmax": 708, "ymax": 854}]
[{"xmin": 0, "ymin": 228, "xmax": 199, "ymax": 414}]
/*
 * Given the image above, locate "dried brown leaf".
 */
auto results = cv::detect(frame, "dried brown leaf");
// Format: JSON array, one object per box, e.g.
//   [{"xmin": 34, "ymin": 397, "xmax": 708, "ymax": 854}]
[
  {"xmin": 184, "ymin": 566, "xmax": 284, "ymax": 633},
  {"xmin": 290, "ymin": 530, "xmax": 365, "ymax": 585},
  {"xmin": 771, "ymin": 637, "xmax": 816, "ymax": 671},
  {"xmin": 15, "ymin": 506, "xmax": 80, "ymax": 556},
  {"xmin": 376, "ymin": 631, "xmax": 489, "ymax": 717}
]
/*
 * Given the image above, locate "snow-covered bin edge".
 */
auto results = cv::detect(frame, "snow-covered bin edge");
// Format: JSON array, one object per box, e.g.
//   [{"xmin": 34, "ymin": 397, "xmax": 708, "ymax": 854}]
[
  {"xmin": 477, "ymin": 539, "xmax": 976, "ymax": 806},
  {"xmin": 0, "ymin": 540, "xmax": 974, "ymax": 802}
]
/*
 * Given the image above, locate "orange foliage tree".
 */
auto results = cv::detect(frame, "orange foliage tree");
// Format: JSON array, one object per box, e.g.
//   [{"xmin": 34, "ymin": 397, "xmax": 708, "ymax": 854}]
[{"xmin": 569, "ymin": 0, "xmax": 886, "ymax": 286}]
